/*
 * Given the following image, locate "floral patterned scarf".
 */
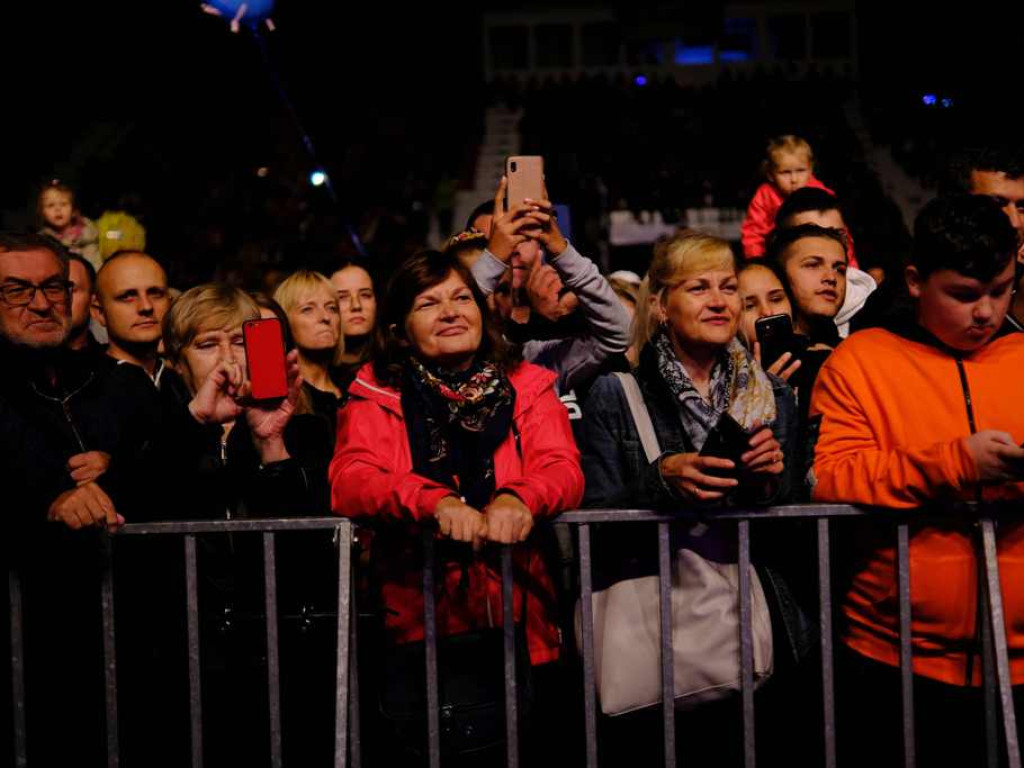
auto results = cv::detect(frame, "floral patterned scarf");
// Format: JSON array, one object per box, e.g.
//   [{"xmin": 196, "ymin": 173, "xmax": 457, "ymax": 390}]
[
  {"xmin": 653, "ymin": 329, "xmax": 776, "ymax": 451},
  {"xmin": 402, "ymin": 356, "xmax": 515, "ymax": 510}
]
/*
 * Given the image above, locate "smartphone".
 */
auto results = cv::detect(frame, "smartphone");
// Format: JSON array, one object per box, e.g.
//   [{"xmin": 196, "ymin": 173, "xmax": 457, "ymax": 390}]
[
  {"xmin": 505, "ymin": 156, "xmax": 544, "ymax": 209},
  {"xmin": 755, "ymin": 314, "xmax": 796, "ymax": 370},
  {"xmin": 699, "ymin": 413, "xmax": 751, "ymax": 476},
  {"xmin": 242, "ymin": 318, "xmax": 289, "ymax": 401}
]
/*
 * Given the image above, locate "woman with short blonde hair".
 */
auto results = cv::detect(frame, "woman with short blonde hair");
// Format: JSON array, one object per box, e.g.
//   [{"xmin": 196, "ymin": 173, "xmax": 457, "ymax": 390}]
[{"xmin": 273, "ymin": 270, "xmax": 350, "ymax": 447}]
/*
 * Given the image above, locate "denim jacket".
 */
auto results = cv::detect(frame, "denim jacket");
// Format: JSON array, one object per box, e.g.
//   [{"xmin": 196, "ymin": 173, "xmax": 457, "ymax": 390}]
[{"xmin": 577, "ymin": 344, "xmax": 814, "ymax": 664}]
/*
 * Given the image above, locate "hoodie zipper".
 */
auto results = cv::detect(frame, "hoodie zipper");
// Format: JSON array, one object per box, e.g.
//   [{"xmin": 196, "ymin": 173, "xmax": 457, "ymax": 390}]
[
  {"xmin": 956, "ymin": 356, "xmax": 988, "ymax": 687},
  {"xmin": 955, "ymin": 358, "xmax": 978, "ymax": 435}
]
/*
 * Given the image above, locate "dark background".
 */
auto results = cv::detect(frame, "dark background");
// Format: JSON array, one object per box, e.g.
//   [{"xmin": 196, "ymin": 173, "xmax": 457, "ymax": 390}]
[{"xmin": 1, "ymin": 1, "xmax": 1021, "ymax": 278}]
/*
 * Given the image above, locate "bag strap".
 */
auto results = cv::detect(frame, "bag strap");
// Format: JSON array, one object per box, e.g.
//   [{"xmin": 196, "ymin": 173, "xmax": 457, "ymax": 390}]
[{"xmin": 612, "ymin": 372, "xmax": 661, "ymax": 464}]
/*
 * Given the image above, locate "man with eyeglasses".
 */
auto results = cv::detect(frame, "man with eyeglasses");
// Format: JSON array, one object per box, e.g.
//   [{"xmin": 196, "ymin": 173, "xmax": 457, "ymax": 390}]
[
  {"xmin": 0, "ymin": 232, "xmax": 159, "ymax": 533},
  {"xmin": 0, "ymin": 232, "xmax": 174, "ymax": 765}
]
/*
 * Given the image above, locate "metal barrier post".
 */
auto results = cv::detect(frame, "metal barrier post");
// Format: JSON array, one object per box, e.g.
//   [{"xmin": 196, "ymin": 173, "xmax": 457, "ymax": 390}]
[
  {"xmin": 263, "ymin": 533, "xmax": 283, "ymax": 768},
  {"xmin": 100, "ymin": 533, "xmax": 120, "ymax": 768},
  {"xmin": 896, "ymin": 524, "xmax": 916, "ymax": 768},
  {"xmin": 501, "ymin": 546, "xmax": 520, "ymax": 768},
  {"xmin": 184, "ymin": 534, "xmax": 204, "ymax": 768},
  {"xmin": 817, "ymin": 519, "xmax": 837, "ymax": 768},
  {"xmin": 737, "ymin": 520, "xmax": 756, "ymax": 768},
  {"xmin": 334, "ymin": 522, "xmax": 353, "ymax": 768},
  {"xmin": 578, "ymin": 524, "xmax": 600, "ymax": 768},
  {"xmin": 657, "ymin": 522, "xmax": 676, "ymax": 768},
  {"xmin": 979, "ymin": 518, "xmax": 1022, "ymax": 768},
  {"xmin": 9, "ymin": 568, "xmax": 27, "ymax": 768},
  {"xmin": 422, "ymin": 531, "xmax": 442, "ymax": 768}
]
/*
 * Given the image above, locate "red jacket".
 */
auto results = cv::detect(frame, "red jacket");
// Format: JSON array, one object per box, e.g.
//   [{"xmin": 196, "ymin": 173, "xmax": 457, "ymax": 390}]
[
  {"xmin": 741, "ymin": 176, "xmax": 858, "ymax": 267},
  {"xmin": 330, "ymin": 361, "xmax": 584, "ymax": 665}
]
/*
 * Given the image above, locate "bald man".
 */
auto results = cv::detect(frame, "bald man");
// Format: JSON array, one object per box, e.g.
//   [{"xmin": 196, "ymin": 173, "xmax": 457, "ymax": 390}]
[{"xmin": 92, "ymin": 250, "xmax": 171, "ymax": 382}]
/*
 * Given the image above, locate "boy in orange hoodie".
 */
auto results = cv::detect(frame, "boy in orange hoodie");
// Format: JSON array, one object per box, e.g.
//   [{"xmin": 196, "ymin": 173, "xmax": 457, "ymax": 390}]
[
  {"xmin": 810, "ymin": 195, "xmax": 1024, "ymax": 766},
  {"xmin": 741, "ymin": 135, "xmax": 834, "ymax": 259}
]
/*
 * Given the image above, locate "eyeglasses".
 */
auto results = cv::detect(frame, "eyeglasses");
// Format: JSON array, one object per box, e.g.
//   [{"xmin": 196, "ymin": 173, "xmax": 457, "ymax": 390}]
[{"xmin": 0, "ymin": 279, "xmax": 71, "ymax": 308}]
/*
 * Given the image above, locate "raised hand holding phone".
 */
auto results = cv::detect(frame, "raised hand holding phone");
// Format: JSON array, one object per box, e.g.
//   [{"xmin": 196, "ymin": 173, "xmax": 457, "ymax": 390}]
[{"xmin": 488, "ymin": 176, "xmax": 544, "ymax": 262}]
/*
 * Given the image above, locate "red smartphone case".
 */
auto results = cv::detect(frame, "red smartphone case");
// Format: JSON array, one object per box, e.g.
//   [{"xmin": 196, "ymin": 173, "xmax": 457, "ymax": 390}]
[{"xmin": 243, "ymin": 318, "xmax": 289, "ymax": 401}]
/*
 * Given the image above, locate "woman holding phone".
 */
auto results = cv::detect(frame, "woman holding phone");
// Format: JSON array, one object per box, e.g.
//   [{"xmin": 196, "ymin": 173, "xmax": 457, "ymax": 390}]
[
  {"xmin": 582, "ymin": 230, "xmax": 794, "ymax": 507},
  {"xmin": 157, "ymin": 283, "xmax": 338, "ymax": 766},
  {"xmin": 579, "ymin": 231, "xmax": 808, "ymax": 765}
]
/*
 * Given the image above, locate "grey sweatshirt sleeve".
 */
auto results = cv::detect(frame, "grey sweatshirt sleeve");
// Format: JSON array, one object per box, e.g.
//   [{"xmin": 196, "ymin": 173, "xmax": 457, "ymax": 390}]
[
  {"xmin": 470, "ymin": 249, "xmax": 510, "ymax": 296},
  {"xmin": 523, "ymin": 242, "xmax": 632, "ymax": 394},
  {"xmin": 549, "ymin": 242, "xmax": 631, "ymax": 356}
]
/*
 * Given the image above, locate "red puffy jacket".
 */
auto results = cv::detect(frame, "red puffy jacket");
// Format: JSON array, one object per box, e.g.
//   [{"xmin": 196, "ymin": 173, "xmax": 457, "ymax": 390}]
[
  {"xmin": 330, "ymin": 361, "xmax": 584, "ymax": 665},
  {"xmin": 741, "ymin": 176, "xmax": 858, "ymax": 267}
]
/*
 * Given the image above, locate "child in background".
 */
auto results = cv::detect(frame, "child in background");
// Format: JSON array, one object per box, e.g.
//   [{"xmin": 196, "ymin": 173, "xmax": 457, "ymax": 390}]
[
  {"xmin": 38, "ymin": 181, "xmax": 101, "ymax": 269},
  {"xmin": 741, "ymin": 135, "xmax": 834, "ymax": 259}
]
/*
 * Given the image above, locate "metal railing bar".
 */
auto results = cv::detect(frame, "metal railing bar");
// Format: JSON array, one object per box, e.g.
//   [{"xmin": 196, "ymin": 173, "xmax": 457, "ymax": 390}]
[
  {"xmin": 896, "ymin": 524, "xmax": 916, "ymax": 768},
  {"xmin": 817, "ymin": 519, "xmax": 837, "ymax": 768},
  {"xmin": 9, "ymin": 568, "xmax": 27, "ymax": 768},
  {"xmin": 738, "ymin": 520, "xmax": 756, "ymax": 768},
  {"xmin": 334, "ymin": 522, "xmax": 353, "ymax": 768},
  {"xmin": 263, "ymin": 533, "xmax": 283, "ymax": 768},
  {"xmin": 578, "ymin": 524, "xmax": 599, "ymax": 768},
  {"xmin": 118, "ymin": 518, "xmax": 345, "ymax": 535},
  {"xmin": 184, "ymin": 534, "xmax": 204, "ymax": 768},
  {"xmin": 422, "ymin": 531, "xmax": 441, "ymax": 768},
  {"xmin": 980, "ymin": 518, "xmax": 1022, "ymax": 768},
  {"xmin": 501, "ymin": 546, "xmax": 520, "ymax": 768},
  {"xmin": 657, "ymin": 522, "xmax": 676, "ymax": 768},
  {"xmin": 100, "ymin": 533, "xmax": 120, "ymax": 768}
]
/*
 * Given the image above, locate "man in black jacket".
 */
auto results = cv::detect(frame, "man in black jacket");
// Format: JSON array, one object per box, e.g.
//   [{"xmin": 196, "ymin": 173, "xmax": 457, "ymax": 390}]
[
  {"xmin": 0, "ymin": 232, "xmax": 167, "ymax": 766},
  {"xmin": 0, "ymin": 232, "xmax": 161, "ymax": 531}
]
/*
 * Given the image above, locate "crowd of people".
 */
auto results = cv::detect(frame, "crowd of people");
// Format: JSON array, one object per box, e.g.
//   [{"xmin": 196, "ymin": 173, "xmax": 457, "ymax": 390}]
[{"xmin": 2, "ymin": 134, "xmax": 1024, "ymax": 767}]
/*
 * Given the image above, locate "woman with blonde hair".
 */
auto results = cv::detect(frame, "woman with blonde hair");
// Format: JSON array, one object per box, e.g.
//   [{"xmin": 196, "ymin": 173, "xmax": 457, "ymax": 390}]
[
  {"xmin": 597, "ymin": 229, "xmax": 793, "ymax": 505},
  {"xmin": 578, "ymin": 231, "xmax": 805, "ymax": 764},
  {"xmin": 160, "ymin": 283, "xmax": 335, "ymax": 766},
  {"xmin": 273, "ymin": 270, "xmax": 346, "ymax": 391}
]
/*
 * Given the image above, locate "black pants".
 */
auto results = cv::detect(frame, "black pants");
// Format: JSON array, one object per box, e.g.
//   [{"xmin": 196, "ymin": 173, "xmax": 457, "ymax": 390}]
[
  {"xmin": 836, "ymin": 645, "xmax": 1023, "ymax": 768},
  {"xmin": 366, "ymin": 659, "xmax": 583, "ymax": 768}
]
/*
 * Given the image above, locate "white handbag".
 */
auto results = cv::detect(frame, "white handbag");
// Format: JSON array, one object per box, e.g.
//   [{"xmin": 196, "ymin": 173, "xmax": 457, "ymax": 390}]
[{"xmin": 576, "ymin": 372, "xmax": 773, "ymax": 716}]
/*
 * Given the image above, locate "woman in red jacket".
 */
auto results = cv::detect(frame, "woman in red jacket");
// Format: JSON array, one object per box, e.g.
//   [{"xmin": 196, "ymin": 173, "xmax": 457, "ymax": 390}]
[{"xmin": 330, "ymin": 249, "xmax": 584, "ymax": 764}]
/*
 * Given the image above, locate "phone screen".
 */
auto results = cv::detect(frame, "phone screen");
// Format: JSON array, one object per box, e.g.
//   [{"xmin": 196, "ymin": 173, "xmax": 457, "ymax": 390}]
[
  {"xmin": 243, "ymin": 318, "xmax": 289, "ymax": 401},
  {"xmin": 755, "ymin": 314, "xmax": 795, "ymax": 369},
  {"xmin": 699, "ymin": 413, "xmax": 751, "ymax": 476}
]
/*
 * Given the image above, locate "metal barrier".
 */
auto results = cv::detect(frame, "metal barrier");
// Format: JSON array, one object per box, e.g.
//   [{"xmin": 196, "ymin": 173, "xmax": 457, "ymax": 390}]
[
  {"xmin": 7, "ymin": 518, "xmax": 355, "ymax": 768},
  {"xmin": 6, "ymin": 505, "xmax": 1024, "ymax": 767}
]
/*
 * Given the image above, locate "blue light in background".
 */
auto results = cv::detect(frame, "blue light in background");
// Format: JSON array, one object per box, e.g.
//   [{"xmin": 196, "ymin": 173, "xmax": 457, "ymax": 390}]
[
  {"xmin": 719, "ymin": 50, "xmax": 751, "ymax": 62},
  {"xmin": 922, "ymin": 94, "xmax": 937, "ymax": 106},
  {"xmin": 674, "ymin": 44, "xmax": 715, "ymax": 66},
  {"xmin": 941, "ymin": 98, "xmax": 954, "ymax": 108},
  {"xmin": 310, "ymin": 170, "xmax": 328, "ymax": 187},
  {"xmin": 634, "ymin": 75, "xmax": 648, "ymax": 86}
]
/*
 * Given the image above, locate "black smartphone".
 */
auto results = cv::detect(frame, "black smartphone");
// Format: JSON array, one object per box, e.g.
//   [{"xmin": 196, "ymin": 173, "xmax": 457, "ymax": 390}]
[
  {"xmin": 755, "ymin": 314, "xmax": 796, "ymax": 370},
  {"xmin": 699, "ymin": 413, "xmax": 751, "ymax": 476}
]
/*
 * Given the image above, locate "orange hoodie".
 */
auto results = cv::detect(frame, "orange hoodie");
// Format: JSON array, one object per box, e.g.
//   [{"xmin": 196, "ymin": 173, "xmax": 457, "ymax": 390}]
[{"xmin": 810, "ymin": 327, "xmax": 1024, "ymax": 685}]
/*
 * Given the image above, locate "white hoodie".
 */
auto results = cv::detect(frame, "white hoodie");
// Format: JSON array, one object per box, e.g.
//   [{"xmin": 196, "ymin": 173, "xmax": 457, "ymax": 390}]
[{"xmin": 835, "ymin": 266, "xmax": 877, "ymax": 338}]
